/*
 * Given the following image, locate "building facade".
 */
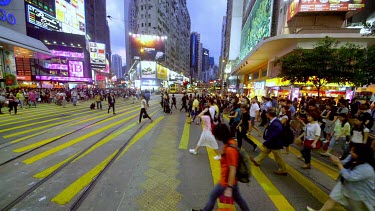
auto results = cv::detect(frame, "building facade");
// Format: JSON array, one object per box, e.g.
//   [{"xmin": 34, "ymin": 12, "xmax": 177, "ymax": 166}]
[
  {"xmin": 129, "ymin": 0, "xmax": 191, "ymax": 77},
  {"xmin": 190, "ymin": 32, "xmax": 200, "ymax": 81},
  {"xmin": 111, "ymin": 54, "xmax": 123, "ymax": 79}
]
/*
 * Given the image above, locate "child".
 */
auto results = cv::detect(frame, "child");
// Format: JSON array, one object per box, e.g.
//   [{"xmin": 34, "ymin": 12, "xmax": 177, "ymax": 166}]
[{"xmin": 90, "ymin": 102, "xmax": 95, "ymax": 110}]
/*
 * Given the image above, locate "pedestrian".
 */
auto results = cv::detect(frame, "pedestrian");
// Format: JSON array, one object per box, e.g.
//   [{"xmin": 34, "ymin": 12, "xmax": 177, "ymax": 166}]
[
  {"xmin": 139, "ymin": 95, "xmax": 153, "ymax": 123},
  {"xmin": 108, "ymin": 92, "xmax": 116, "ymax": 114},
  {"xmin": 236, "ymin": 104, "xmax": 258, "ymax": 151},
  {"xmin": 189, "ymin": 109, "xmax": 221, "ymax": 160},
  {"xmin": 71, "ymin": 89, "xmax": 78, "ymax": 106},
  {"xmin": 95, "ymin": 93, "xmax": 103, "ymax": 110},
  {"xmin": 180, "ymin": 94, "xmax": 188, "ymax": 112},
  {"xmin": 307, "ymin": 144, "xmax": 375, "ymax": 211},
  {"xmin": 192, "ymin": 123, "xmax": 250, "ymax": 211},
  {"xmin": 321, "ymin": 113, "xmax": 350, "ymax": 157},
  {"xmin": 28, "ymin": 90, "xmax": 37, "ymax": 108},
  {"xmin": 171, "ymin": 94, "xmax": 177, "ymax": 109},
  {"xmin": 298, "ymin": 111, "xmax": 322, "ymax": 169},
  {"xmin": 249, "ymin": 98, "xmax": 262, "ymax": 137},
  {"xmin": 16, "ymin": 90, "xmax": 25, "ymax": 109},
  {"xmin": 7, "ymin": 92, "xmax": 18, "ymax": 114},
  {"xmin": 251, "ymin": 108, "xmax": 288, "ymax": 175}
]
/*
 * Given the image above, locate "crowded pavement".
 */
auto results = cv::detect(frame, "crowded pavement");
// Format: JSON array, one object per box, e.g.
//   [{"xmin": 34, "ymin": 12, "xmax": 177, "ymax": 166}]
[{"xmin": 0, "ymin": 90, "xmax": 373, "ymax": 211}]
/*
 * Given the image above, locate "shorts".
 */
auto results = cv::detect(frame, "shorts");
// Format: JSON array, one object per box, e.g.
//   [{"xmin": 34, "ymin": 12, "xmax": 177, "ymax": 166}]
[{"xmin": 250, "ymin": 117, "xmax": 256, "ymax": 126}]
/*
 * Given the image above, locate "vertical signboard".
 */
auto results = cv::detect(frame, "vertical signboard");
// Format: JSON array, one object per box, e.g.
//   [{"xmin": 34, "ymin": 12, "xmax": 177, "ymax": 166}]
[
  {"xmin": 89, "ymin": 42, "xmax": 106, "ymax": 72},
  {"xmin": 140, "ymin": 61, "xmax": 156, "ymax": 79},
  {"xmin": 3, "ymin": 50, "xmax": 17, "ymax": 85}
]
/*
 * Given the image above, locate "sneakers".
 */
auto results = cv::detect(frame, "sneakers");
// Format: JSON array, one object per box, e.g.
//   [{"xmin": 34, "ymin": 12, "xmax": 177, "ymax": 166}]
[
  {"xmin": 213, "ymin": 155, "xmax": 222, "ymax": 160},
  {"xmin": 189, "ymin": 149, "xmax": 197, "ymax": 155},
  {"xmin": 306, "ymin": 206, "xmax": 316, "ymax": 211}
]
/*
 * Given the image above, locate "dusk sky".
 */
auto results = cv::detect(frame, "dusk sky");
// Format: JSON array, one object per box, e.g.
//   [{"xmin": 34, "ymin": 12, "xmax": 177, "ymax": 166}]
[{"xmin": 106, "ymin": 0, "xmax": 227, "ymax": 66}]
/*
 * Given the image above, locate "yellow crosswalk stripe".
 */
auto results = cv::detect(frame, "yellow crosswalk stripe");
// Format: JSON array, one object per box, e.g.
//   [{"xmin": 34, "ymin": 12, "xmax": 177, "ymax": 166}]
[
  {"xmin": 178, "ymin": 121, "xmax": 191, "ymax": 149},
  {"xmin": 33, "ymin": 152, "xmax": 80, "ymax": 179},
  {"xmin": 51, "ymin": 150, "xmax": 119, "ymax": 205}
]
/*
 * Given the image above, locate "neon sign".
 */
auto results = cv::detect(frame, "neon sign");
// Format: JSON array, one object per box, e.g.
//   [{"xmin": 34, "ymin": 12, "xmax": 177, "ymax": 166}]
[
  {"xmin": 69, "ymin": 61, "xmax": 84, "ymax": 78},
  {"xmin": 0, "ymin": 0, "xmax": 17, "ymax": 25},
  {"xmin": 50, "ymin": 50, "xmax": 84, "ymax": 59},
  {"xmin": 47, "ymin": 64, "xmax": 68, "ymax": 70},
  {"xmin": 35, "ymin": 75, "xmax": 92, "ymax": 82}
]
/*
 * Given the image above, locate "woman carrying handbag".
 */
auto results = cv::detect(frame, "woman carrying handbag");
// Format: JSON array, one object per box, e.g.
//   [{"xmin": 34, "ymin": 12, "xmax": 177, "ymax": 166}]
[{"xmin": 297, "ymin": 111, "xmax": 322, "ymax": 169}]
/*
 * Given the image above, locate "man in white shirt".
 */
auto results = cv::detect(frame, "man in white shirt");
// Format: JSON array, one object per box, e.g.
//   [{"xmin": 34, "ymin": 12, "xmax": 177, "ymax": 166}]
[{"xmin": 249, "ymin": 98, "xmax": 262, "ymax": 136}]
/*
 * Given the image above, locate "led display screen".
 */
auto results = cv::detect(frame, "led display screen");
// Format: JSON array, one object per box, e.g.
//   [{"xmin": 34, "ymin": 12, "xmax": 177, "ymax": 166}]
[
  {"xmin": 26, "ymin": 0, "xmax": 85, "ymax": 35},
  {"xmin": 239, "ymin": 0, "xmax": 273, "ymax": 61},
  {"xmin": 89, "ymin": 42, "xmax": 107, "ymax": 72},
  {"xmin": 130, "ymin": 34, "xmax": 166, "ymax": 61}
]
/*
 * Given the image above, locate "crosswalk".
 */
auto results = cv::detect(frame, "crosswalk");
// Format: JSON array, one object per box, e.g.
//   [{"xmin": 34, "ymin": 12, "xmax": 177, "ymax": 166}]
[{"xmin": 0, "ymin": 97, "xmax": 349, "ymax": 210}]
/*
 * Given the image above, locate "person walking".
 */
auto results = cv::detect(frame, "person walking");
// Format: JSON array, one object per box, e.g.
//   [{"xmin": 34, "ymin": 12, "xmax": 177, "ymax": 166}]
[
  {"xmin": 71, "ymin": 89, "xmax": 78, "ymax": 106},
  {"xmin": 171, "ymin": 94, "xmax": 177, "ymax": 110},
  {"xmin": 180, "ymin": 94, "xmax": 188, "ymax": 112},
  {"xmin": 7, "ymin": 92, "xmax": 18, "ymax": 114},
  {"xmin": 307, "ymin": 144, "xmax": 375, "ymax": 211},
  {"xmin": 251, "ymin": 109, "xmax": 288, "ymax": 175},
  {"xmin": 28, "ymin": 90, "xmax": 37, "ymax": 108},
  {"xmin": 298, "ymin": 111, "xmax": 322, "ymax": 169},
  {"xmin": 107, "ymin": 92, "xmax": 116, "ymax": 114},
  {"xmin": 236, "ymin": 104, "xmax": 258, "ymax": 151},
  {"xmin": 249, "ymin": 98, "xmax": 262, "ymax": 137},
  {"xmin": 192, "ymin": 124, "xmax": 250, "ymax": 211},
  {"xmin": 189, "ymin": 109, "xmax": 221, "ymax": 160},
  {"xmin": 16, "ymin": 90, "xmax": 25, "ymax": 109},
  {"xmin": 139, "ymin": 95, "xmax": 153, "ymax": 123}
]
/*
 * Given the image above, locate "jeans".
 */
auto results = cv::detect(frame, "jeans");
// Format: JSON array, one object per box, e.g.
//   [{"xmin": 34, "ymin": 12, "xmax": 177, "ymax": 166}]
[
  {"xmin": 19, "ymin": 100, "xmax": 24, "ymax": 108},
  {"xmin": 202, "ymin": 184, "xmax": 249, "ymax": 211},
  {"xmin": 328, "ymin": 135, "xmax": 346, "ymax": 153},
  {"xmin": 96, "ymin": 101, "xmax": 102, "ymax": 109},
  {"xmin": 236, "ymin": 128, "xmax": 256, "ymax": 149},
  {"xmin": 301, "ymin": 147, "xmax": 311, "ymax": 164},
  {"xmin": 108, "ymin": 103, "xmax": 115, "ymax": 114},
  {"xmin": 72, "ymin": 96, "xmax": 78, "ymax": 106}
]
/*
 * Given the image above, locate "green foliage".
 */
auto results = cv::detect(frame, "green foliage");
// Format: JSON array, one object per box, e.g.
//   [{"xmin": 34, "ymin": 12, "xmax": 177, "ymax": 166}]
[{"xmin": 277, "ymin": 37, "xmax": 375, "ymax": 95}]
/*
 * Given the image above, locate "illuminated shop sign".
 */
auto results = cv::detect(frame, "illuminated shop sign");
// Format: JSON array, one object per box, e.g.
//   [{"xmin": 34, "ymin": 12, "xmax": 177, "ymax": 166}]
[
  {"xmin": 50, "ymin": 50, "xmax": 84, "ymax": 58},
  {"xmin": 141, "ymin": 80, "xmax": 157, "ymax": 86},
  {"xmin": 27, "ymin": 4, "xmax": 62, "ymax": 32},
  {"xmin": 47, "ymin": 63, "xmax": 68, "ymax": 70},
  {"xmin": 68, "ymin": 61, "xmax": 83, "ymax": 78},
  {"xmin": 35, "ymin": 75, "xmax": 92, "ymax": 82},
  {"xmin": 0, "ymin": 0, "xmax": 17, "ymax": 25}
]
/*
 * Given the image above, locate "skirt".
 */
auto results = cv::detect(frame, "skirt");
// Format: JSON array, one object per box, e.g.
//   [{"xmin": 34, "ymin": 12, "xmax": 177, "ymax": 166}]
[{"xmin": 197, "ymin": 130, "xmax": 219, "ymax": 149}]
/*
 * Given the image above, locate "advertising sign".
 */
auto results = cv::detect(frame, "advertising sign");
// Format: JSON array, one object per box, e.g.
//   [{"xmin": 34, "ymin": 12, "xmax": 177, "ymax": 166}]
[
  {"xmin": 69, "ymin": 61, "xmax": 84, "ymax": 77},
  {"xmin": 27, "ymin": 4, "xmax": 62, "ymax": 32},
  {"xmin": 25, "ymin": 0, "xmax": 85, "ymax": 35},
  {"xmin": 141, "ymin": 80, "xmax": 157, "ymax": 86},
  {"xmin": 288, "ymin": 0, "xmax": 365, "ymax": 21},
  {"xmin": 96, "ymin": 74, "xmax": 106, "ymax": 81},
  {"xmin": 89, "ymin": 42, "xmax": 106, "ymax": 71},
  {"xmin": 157, "ymin": 64, "xmax": 169, "ymax": 81},
  {"xmin": 0, "ymin": 0, "xmax": 17, "ymax": 25},
  {"xmin": 3, "ymin": 50, "xmax": 17, "ymax": 85},
  {"xmin": 239, "ymin": 0, "xmax": 273, "ymax": 61},
  {"xmin": 35, "ymin": 75, "xmax": 91, "ymax": 82},
  {"xmin": 140, "ymin": 61, "xmax": 156, "ymax": 79},
  {"xmin": 130, "ymin": 34, "xmax": 166, "ymax": 61}
]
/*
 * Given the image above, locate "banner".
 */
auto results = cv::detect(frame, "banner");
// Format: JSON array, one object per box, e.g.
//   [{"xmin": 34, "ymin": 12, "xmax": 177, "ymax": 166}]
[
  {"xmin": 157, "ymin": 64, "xmax": 169, "ymax": 81},
  {"xmin": 130, "ymin": 34, "xmax": 166, "ymax": 61},
  {"xmin": 140, "ymin": 61, "xmax": 156, "ymax": 79},
  {"xmin": 89, "ymin": 42, "xmax": 107, "ymax": 72}
]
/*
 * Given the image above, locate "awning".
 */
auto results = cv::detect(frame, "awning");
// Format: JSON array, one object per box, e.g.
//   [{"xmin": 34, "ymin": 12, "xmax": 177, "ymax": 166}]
[
  {"xmin": 0, "ymin": 25, "xmax": 52, "ymax": 56},
  {"xmin": 233, "ymin": 33, "xmax": 375, "ymax": 75}
]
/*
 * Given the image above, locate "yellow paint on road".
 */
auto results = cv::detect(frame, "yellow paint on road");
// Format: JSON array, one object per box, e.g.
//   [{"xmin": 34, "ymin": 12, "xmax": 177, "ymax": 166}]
[
  {"xmin": 33, "ymin": 152, "xmax": 80, "ymax": 179},
  {"xmin": 13, "ymin": 133, "xmax": 70, "ymax": 153},
  {"xmin": 51, "ymin": 150, "xmax": 118, "ymax": 205},
  {"xmin": 22, "ymin": 113, "xmax": 139, "ymax": 164},
  {"xmin": 178, "ymin": 121, "xmax": 190, "ymax": 149},
  {"xmin": 117, "ymin": 116, "xmax": 164, "ymax": 159}
]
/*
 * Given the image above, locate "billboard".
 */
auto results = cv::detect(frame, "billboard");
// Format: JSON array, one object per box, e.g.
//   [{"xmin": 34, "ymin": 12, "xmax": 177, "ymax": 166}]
[
  {"xmin": 130, "ymin": 34, "xmax": 166, "ymax": 61},
  {"xmin": 25, "ymin": 0, "xmax": 85, "ymax": 35},
  {"xmin": 140, "ymin": 61, "xmax": 156, "ymax": 79},
  {"xmin": 89, "ymin": 42, "xmax": 106, "ymax": 72},
  {"xmin": 288, "ymin": 0, "xmax": 366, "ymax": 21},
  {"xmin": 157, "ymin": 64, "xmax": 169, "ymax": 81},
  {"xmin": 239, "ymin": 0, "xmax": 273, "ymax": 61}
]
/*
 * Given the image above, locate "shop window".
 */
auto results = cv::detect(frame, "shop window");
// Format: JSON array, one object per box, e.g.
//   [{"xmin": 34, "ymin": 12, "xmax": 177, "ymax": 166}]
[
  {"xmin": 262, "ymin": 69, "xmax": 267, "ymax": 77},
  {"xmin": 253, "ymin": 72, "xmax": 259, "ymax": 80}
]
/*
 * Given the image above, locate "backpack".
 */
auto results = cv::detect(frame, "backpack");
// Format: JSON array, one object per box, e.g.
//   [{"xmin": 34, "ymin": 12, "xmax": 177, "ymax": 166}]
[{"xmin": 228, "ymin": 144, "xmax": 251, "ymax": 183}]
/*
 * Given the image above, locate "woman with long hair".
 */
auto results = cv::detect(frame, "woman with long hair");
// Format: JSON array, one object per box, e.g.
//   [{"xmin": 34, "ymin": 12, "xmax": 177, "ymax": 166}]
[
  {"xmin": 189, "ymin": 108, "xmax": 221, "ymax": 160},
  {"xmin": 321, "ymin": 113, "xmax": 350, "ymax": 157},
  {"xmin": 307, "ymin": 144, "xmax": 375, "ymax": 211}
]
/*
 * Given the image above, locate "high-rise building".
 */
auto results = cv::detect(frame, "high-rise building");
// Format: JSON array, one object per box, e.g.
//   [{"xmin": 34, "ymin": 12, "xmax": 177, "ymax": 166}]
[
  {"xmin": 209, "ymin": 57, "xmax": 215, "ymax": 68},
  {"xmin": 124, "ymin": 0, "xmax": 137, "ymax": 69},
  {"xmin": 198, "ymin": 43, "xmax": 203, "ymax": 81},
  {"xmin": 130, "ymin": 0, "xmax": 191, "ymax": 76},
  {"xmin": 85, "ymin": 0, "xmax": 111, "ymax": 58},
  {"xmin": 190, "ymin": 32, "xmax": 201, "ymax": 81},
  {"xmin": 112, "ymin": 54, "xmax": 122, "ymax": 79},
  {"xmin": 201, "ymin": 48, "xmax": 209, "ymax": 82}
]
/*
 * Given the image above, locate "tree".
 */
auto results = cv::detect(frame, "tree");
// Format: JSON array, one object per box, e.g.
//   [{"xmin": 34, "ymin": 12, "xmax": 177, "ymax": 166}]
[
  {"xmin": 277, "ymin": 37, "xmax": 341, "ymax": 96},
  {"xmin": 353, "ymin": 46, "xmax": 375, "ymax": 86}
]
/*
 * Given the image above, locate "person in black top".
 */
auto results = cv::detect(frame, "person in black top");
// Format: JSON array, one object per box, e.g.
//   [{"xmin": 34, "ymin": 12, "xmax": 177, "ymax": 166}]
[
  {"xmin": 236, "ymin": 104, "xmax": 257, "ymax": 151},
  {"xmin": 171, "ymin": 94, "xmax": 177, "ymax": 110},
  {"xmin": 358, "ymin": 104, "xmax": 374, "ymax": 130},
  {"xmin": 180, "ymin": 94, "xmax": 188, "ymax": 112},
  {"xmin": 107, "ymin": 92, "xmax": 116, "ymax": 114}
]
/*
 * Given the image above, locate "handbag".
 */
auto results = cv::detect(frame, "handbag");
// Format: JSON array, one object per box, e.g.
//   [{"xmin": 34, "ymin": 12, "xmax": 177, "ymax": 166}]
[
  {"xmin": 143, "ymin": 114, "xmax": 148, "ymax": 119},
  {"xmin": 303, "ymin": 140, "xmax": 322, "ymax": 149}
]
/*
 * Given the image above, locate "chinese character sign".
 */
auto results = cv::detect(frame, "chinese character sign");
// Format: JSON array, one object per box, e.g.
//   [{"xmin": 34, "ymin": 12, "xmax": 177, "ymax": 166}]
[{"xmin": 69, "ymin": 61, "xmax": 84, "ymax": 78}]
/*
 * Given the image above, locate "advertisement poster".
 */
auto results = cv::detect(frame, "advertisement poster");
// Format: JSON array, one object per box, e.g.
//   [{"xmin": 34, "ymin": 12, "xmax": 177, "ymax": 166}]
[
  {"xmin": 26, "ymin": 0, "xmax": 85, "ymax": 35},
  {"xmin": 69, "ymin": 61, "xmax": 84, "ymax": 77},
  {"xmin": 130, "ymin": 34, "xmax": 166, "ymax": 61},
  {"xmin": 239, "ymin": 0, "xmax": 273, "ymax": 61},
  {"xmin": 3, "ymin": 50, "xmax": 17, "ymax": 85},
  {"xmin": 89, "ymin": 42, "xmax": 106, "ymax": 72},
  {"xmin": 288, "ymin": 0, "xmax": 365, "ymax": 21},
  {"xmin": 157, "ymin": 64, "xmax": 169, "ymax": 81},
  {"xmin": 140, "ymin": 61, "xmax": 156, "ymax": 79},
  {"xmin": 0, "ymin": 50, "xmax": 3, "ymax": 79}
]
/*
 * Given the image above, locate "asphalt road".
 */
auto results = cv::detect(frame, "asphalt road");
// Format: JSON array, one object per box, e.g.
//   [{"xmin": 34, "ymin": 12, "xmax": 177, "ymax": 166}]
[{"xmin": 0, "ymin": 94, "xmax": 345, "ymax": 211}]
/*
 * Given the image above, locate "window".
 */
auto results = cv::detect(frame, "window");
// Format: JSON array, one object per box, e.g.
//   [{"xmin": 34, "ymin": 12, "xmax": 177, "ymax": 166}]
[
  {"xmin": 142, "ymin": 23, "xmax": 144, "ymax": 27},
  {"xmin": 149, "ymin": 23, "xmax": 151, "ymax": 27},
  {"xmin": 253, "ymin": 72, "xmax": 259, "ymax": 80},
  {"xmin": 141, "ymin": 14, "xmax": 144, "ymax": 18},
  {"xmin": 262, "ymin": 69, "xmax": 267, "ymax": 77}
]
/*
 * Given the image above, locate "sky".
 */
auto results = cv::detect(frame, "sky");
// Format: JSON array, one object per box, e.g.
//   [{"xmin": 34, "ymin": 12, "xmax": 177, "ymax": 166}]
[{"xmin": 106, "ymin": 0, "xmax": 227, "ymax": 66}]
